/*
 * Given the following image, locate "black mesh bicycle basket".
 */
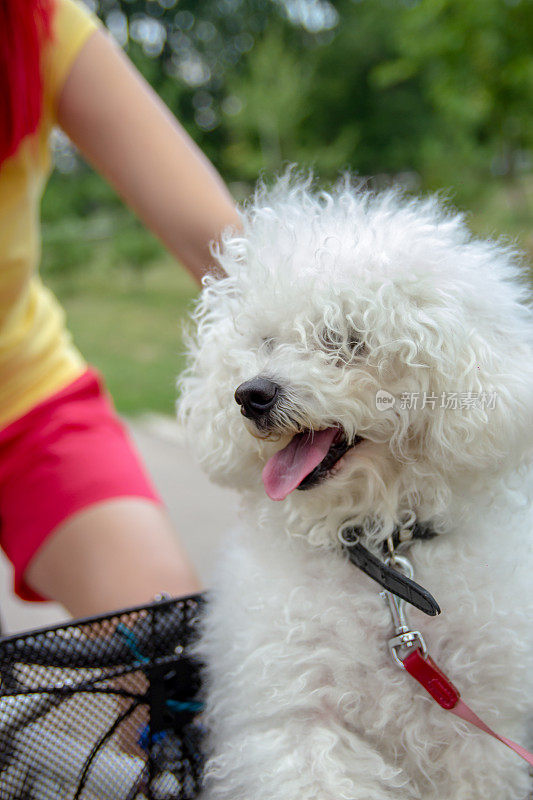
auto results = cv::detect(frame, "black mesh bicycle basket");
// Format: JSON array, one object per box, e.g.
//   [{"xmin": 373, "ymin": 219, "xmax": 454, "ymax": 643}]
[{"xmin": 0, "ymin": 594, "xmax": 206, "ymax": 800}]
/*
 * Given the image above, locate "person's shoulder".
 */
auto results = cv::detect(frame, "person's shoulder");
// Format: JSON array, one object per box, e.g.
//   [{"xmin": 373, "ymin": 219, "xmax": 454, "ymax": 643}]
[{"xmin": 42, "ymin": 0, "xmax": 102, "ymax": 122}]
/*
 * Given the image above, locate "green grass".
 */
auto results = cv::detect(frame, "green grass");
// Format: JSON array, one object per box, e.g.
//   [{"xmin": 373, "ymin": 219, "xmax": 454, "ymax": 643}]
[
  {"xmin": 40, "ymin": 168, "xmax": 533, "ymax": 416},
  {"xmin": 50, "ymin": 262, "xmax": 198, "ymax": 415}
]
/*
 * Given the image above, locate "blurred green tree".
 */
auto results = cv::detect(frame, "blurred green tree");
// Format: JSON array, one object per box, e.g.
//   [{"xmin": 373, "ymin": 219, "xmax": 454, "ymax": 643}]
[
  {"xmin": 65, "ymin": 0, "xmax": 533, "ymax": 188},
  {"xmin": 302, "ymin": 0, "xmax": 434, "ymax": 177},
  {"xmin": 88, "ymin": 0, "xmax": 340, "ymax": 175},
  {"xmin": 222, "ymin": 24, "xmax": 315, "ymax": 177},
  {"xmin": 374, "ymin": 0, "xmax": 533, "ymax": 185}
]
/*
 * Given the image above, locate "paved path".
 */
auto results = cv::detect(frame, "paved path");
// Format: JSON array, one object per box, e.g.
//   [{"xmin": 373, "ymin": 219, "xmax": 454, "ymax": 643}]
[{"xmin": 0, "ymin": 415, "xmax": 240, "ymax": 634}]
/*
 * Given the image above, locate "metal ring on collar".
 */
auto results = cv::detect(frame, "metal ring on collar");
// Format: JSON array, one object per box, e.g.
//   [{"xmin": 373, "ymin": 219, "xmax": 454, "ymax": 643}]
[{"xmin": 337, "ymin": 526, "xmax": 360, "ymax": 547}]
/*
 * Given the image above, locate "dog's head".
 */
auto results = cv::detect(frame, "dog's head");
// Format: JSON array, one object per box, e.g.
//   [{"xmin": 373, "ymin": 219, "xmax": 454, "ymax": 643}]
[{"xmin": 178, "ymin": 176, "xmax": 533, "ymax": 544}]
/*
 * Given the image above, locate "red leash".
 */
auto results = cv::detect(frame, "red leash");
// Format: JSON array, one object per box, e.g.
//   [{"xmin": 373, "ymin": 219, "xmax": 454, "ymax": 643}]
[
  {"xmin": 381, "ymin": 551, "xmax": 533, "ymax": 767},
  {"xmin": 402, "ymin": 648, "xmax": 533, "ymax": 766},
  {"xmin": 337, "ymin": 527, "xmax": 533, "ymax": 765}
]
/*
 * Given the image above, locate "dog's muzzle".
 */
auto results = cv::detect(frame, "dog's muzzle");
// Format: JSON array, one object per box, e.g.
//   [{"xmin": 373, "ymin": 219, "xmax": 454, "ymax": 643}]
[{"xmin": 234, "ymin": 377, "xmax": 281, "ymax": 422}]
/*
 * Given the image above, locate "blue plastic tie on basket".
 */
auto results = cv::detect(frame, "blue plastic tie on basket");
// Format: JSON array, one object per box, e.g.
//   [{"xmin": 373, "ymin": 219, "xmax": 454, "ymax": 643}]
[
  {"xmin": 116, "ymin": 623, "xmax": 149, "ymax": 663},
  {"xmin": 166, "ymin": 699, "xmax": 204, "ymax": 714}
]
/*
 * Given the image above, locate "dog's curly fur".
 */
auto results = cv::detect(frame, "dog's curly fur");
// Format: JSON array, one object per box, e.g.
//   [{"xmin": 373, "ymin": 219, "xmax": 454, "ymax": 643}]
[{"xmin": 178, "ymin": 175, "xmax": 533, "ymax": 799}]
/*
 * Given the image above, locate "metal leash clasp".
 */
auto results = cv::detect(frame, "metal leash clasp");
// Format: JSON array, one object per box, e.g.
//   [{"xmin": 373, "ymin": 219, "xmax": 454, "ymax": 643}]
[{"xmin": 381, "ymin": 553, "xmax": 427, "ymax": 669}]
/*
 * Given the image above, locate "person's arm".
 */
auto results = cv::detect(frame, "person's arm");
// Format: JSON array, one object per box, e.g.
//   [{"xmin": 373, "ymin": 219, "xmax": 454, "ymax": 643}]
[{"xmin": 56, "ymin": 27, "xmax": 241, "ymax": 283}]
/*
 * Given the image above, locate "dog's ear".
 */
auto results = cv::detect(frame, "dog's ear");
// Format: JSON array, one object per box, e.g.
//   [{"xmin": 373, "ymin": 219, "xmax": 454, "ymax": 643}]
[{"xmin": 420, "ymin": 325, "xmax": 533, "ymax": 481}]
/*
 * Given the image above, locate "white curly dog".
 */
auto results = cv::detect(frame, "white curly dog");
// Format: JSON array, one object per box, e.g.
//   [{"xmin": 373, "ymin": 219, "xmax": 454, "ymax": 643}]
[{"xmin": 178, "ymin": 176, "xmax": 533, "ymax": 800}]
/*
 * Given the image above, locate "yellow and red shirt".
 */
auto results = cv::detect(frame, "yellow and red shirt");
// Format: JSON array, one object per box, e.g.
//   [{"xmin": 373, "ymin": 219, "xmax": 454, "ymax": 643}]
[{"xmin": 0, "ymin": 0, "xmax": 99, "ymax": 429}]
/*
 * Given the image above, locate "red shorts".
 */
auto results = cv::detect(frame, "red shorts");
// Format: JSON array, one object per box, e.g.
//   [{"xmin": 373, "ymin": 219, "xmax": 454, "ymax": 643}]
[{"xmin": 0, "ymin": 368, "xmax": 161, "ymax": 601}]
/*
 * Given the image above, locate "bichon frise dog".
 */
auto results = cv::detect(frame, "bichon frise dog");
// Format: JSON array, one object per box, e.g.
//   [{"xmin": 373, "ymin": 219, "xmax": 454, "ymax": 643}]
[{"xmin": 178, "ymin": 175, "xmax": 533, "ymax": 799}]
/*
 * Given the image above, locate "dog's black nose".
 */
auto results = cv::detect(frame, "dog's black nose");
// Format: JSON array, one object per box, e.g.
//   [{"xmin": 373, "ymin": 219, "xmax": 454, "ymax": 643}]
[{"xmin": 235, "ymin": 377, "xmax": 280, "ymax": 419}]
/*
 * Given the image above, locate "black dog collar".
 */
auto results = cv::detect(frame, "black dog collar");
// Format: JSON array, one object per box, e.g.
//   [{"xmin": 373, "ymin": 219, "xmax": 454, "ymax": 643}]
[{"xmin": 338, "ymin": 525, "xmax": 441, "ymax": 617}]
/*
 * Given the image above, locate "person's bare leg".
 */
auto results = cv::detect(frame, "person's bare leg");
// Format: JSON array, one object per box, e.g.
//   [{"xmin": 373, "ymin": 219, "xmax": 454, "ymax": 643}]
[{"xmin": 24, "ymin": 498, "xmax": 202, "ymax": 617}]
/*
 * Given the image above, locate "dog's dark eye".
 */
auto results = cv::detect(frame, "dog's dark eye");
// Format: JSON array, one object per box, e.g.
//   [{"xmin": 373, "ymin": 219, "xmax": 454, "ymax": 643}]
[
  {"xmin": 261, "ymin": 337, "xmax": 275, "ymax": 353},
  {"xmin": 319, "ymin": 328, "xmax": 364, "ymax": 360},
  {"xmin": 320, "ymin": 329, "xmax": 342, "ymax": 350}
]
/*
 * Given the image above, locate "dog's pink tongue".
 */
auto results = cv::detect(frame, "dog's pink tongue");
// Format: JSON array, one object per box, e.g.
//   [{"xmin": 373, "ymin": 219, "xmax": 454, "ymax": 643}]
[{"xmin": 262, "ymin": 428, "xmax": 338, "ymax": 501}]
